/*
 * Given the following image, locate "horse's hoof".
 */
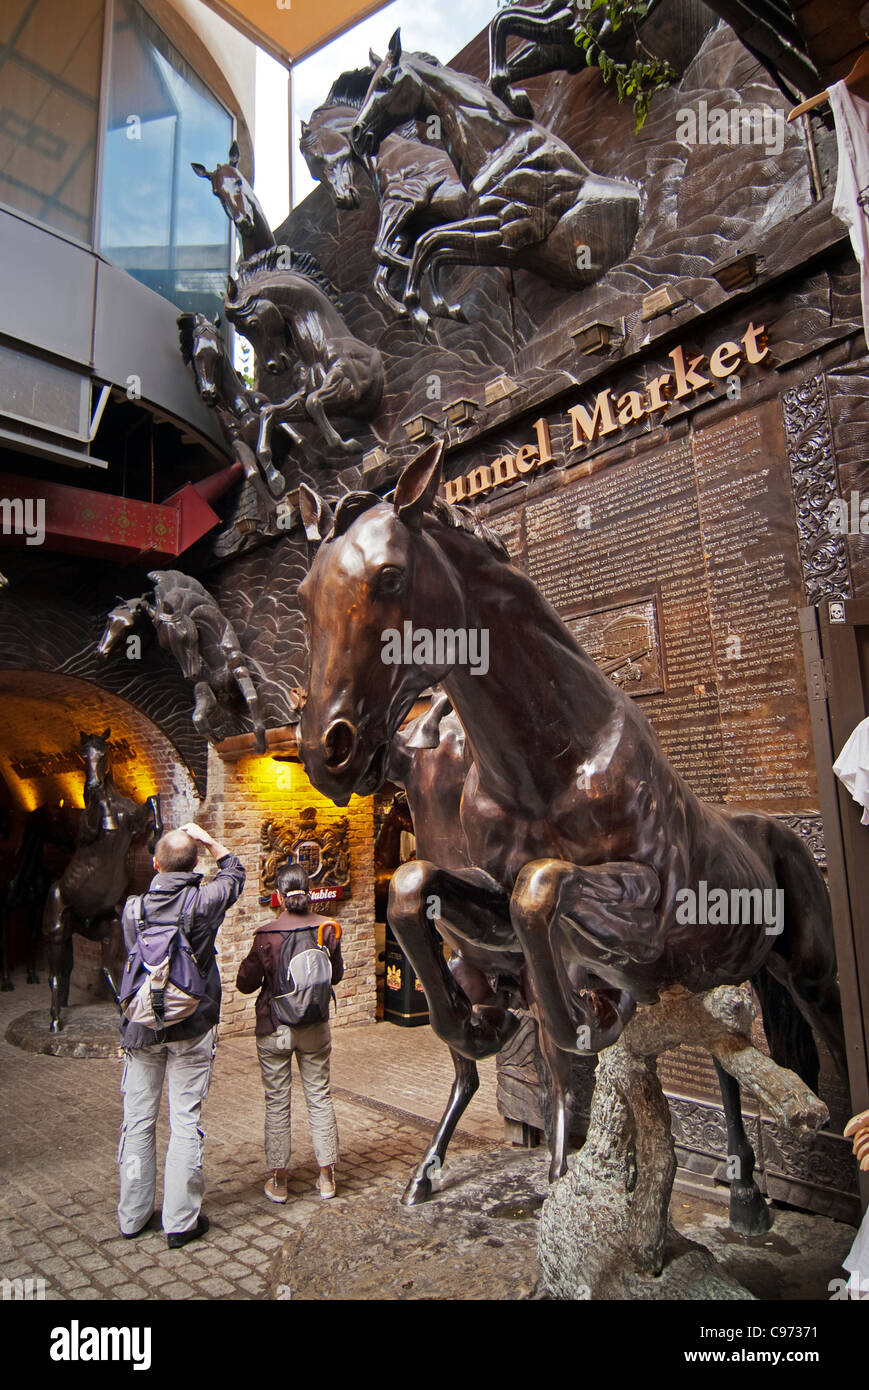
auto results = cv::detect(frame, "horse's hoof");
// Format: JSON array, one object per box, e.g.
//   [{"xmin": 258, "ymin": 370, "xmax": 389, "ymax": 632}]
[
  {"xmin": 266, "ymin": 471, "xmax": 285, "ymax": 498},
  {"xmin": 253, "ymin": 728, "xmax": 267, "ymax": 754},
  {"xmin": 548, "ymin": 1156, "xmax": 568, "ymax": 1184},
  {"xmin": 401, "ymin": 1175, "xmax": 433, "ymax": 1207},
  {"xmin": 504, "ymin": 86, "xmax": 534, "ymax": 120},
  {"xmin": 49, "ymin": 1017, "xmax": 63, "ymax": 1034},
  {"xmin": 27, "ymin": 970, "xmax": 40, "ymax": 985},
  {"xmin": 410, "ymin": 306, "xmax": 430, "ymax": 334},
  {"xmin": 729, "ymin": 1188, "xmax": 772, "ymax": 1237},
  {"xmin": 445, "ymin": 302, "xmax": 466, "ymax": 323}
]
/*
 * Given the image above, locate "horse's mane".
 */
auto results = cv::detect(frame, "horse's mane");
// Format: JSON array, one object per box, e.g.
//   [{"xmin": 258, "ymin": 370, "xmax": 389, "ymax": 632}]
[
  {"xmin": 232, "ymin": 246, "xmax": 341, "ymax": 307},
  {"xmin": 303, "ymin": 57, "xmax": 441, "ymax": 146},
  {"xmin": 329, "ymin": 490, "xmax": 509, "ymax": 562}
]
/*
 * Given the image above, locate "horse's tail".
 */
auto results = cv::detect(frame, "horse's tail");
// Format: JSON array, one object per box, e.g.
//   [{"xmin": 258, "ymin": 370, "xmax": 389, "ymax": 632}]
[{"xmin": 751, "ymin": 964, "xmax": 820, "ymax": 1092}]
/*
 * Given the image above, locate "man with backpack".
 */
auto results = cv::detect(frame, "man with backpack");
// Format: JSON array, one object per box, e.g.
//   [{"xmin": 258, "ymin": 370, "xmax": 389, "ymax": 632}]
[
  {"xmin": 236, "ymin": 863, "xmax": 343, "ymax": 1203},
  {"xmin": 117, "ymin": 822, "xmax": 245, "ymax": 1247}
]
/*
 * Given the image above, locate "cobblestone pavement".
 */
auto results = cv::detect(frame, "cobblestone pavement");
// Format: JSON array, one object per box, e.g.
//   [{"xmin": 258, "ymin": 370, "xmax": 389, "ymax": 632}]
[{"xmin": 0, "ymin": 971, "xmax": 500, "ymax": 1301}]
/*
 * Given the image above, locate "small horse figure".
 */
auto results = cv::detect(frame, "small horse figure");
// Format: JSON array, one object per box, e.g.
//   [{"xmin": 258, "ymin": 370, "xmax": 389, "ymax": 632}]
[
  {"xmin": 224, "ymin": 247, "xmax": 384, "ymax": 456},
  {"xmin": 192, "ymin": 140, "xmax": 275, "ymax": 261},
  {"xmin": 301, "ymin": 65, "xmax": 469, "ymax": 321},
  {"xmin": 97, "ymin": 574, "xmax": 267, "ymax": 754},
  {"xmin": 296, "ymin": 442, "xmax": 846, "ymax": 1234},
  {"xmin": 178, "ymin": 311, "xmax": 297, "ymax": 498},
  {"xmin": 43, "ymin": 731, "xmax": 162, "ymax": 1033},
  {"xmin": 351, "ymin": 32, "xmax": 641, "ymax": 330},
  {"xmin": 1, "ymin": 806, "xmax": 77, "ymax": 990}
]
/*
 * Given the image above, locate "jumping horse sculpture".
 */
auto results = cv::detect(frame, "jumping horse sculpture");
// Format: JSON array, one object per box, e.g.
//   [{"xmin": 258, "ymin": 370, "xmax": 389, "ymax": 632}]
[
  {"xmin": 192, "ymin": 140, "xmax": 275, "ymax": 261},
  {"xmin": 224, "ymin": 248, "xmax": 384, "ymax": 456},
  {"xmin": 296, "ymin": 442, "xmax": 845, "ymax": 1233},
  {"xmin": 301, "ymin": 65, "xmax": 469, "ymax": 320},
  {"xmin": 43, "ymin": 731, "xmax": 162, "ymax": 1033},
  {"xmin": 178, "ymin": 312, "xmax": 295, "ymax": 499},
  {"xmin": 487, "ymin": 0, "xmax": 820, "ymax": 118},
  {"xmin": 97, "ymin": 572, "xmax": 267, "ymax": 754},
  {"xmin": 350, "ymin": 32, "xmax": 641, "ymax": 330}
]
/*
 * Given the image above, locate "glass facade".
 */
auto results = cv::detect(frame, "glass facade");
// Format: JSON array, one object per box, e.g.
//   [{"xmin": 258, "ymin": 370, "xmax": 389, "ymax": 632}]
[
  {"xmin": 0, "ymin": 0, "xmax": 232, "ymax": 320},
  {"xmin": 0, "ymin": 0, "xmax": 104, "ymax": 241},
  {"xmin": 99, "ymin": 0, "xmax": 233, "ymax": 320}
]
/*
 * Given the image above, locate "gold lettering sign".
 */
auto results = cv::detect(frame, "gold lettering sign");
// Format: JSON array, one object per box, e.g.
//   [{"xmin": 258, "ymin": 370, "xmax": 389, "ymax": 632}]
[{"xmin": 442, "ymin": 323, "xmax": 769, "ymax": 503}]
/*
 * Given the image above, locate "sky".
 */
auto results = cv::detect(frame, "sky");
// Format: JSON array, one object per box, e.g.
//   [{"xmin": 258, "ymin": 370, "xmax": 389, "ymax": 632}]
[{"xmin": 253, "ymin": 0, "xmax": 498, "ymax": 228}]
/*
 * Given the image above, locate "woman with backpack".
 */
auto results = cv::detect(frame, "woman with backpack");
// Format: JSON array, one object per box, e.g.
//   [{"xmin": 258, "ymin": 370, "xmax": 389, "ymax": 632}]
[{"xmin": 236, "ymin": 863, "xmax": 343, "ymax": 1203}]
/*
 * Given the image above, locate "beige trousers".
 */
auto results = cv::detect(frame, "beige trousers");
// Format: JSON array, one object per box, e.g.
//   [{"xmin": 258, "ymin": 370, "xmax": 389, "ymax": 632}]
[{"xmin": 256, "ymin": 1022, "xmax": 339, "ymax": 1170}]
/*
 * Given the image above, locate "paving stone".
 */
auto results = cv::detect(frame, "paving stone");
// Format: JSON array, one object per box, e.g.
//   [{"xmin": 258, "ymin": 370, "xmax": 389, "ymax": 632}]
[{"xmin": 113, "ymin": 1283, "xmax": 149, "ymax": 1299}]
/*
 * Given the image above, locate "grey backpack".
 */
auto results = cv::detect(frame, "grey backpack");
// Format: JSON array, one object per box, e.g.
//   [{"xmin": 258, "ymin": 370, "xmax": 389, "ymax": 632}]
[{"xmin": 272, "ymin": 925, "xmax": 334, "ymax": 1027}]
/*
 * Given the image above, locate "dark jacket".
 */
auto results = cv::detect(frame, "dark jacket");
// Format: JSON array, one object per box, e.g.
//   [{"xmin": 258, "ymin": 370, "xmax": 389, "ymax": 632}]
[
  {"xmin": 235, "ymin": 909, "xmax": 344, "ymax": 1036},
  {"xmin": 119, "ymin": 853, "xmax": 246, "ymax": 1049}
]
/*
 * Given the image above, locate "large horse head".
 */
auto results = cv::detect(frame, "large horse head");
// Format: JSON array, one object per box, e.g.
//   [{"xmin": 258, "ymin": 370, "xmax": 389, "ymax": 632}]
[
  {"xmin": 178, "ymin": 312, "xmax": 225, "ymax": 404},
  {"xmin": 300, "ymin": 66, "xmax": 378, "ymax": 209},
  {"xmin": 297, "ymin": 441, "xmax": 502, "ymax": 805},
  {"xmin": 351, "ymin": 32, "xmax": 433, "ymax": 159},
  {"xmin": 191, "ymin": 141, "xmax": 273, "ymax": 249}
]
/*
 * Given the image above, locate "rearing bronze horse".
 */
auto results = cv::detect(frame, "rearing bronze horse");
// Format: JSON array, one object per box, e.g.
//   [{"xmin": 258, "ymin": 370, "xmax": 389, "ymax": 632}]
[{"xmin": 297, "ymin": 442, "xmax": 845, "ymax": 1230}]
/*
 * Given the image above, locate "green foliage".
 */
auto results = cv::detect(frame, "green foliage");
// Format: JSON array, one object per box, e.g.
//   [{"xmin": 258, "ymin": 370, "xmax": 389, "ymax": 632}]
[{"xmin": 575, "ymin": 0, "xmax": 675, "ymax": 133}]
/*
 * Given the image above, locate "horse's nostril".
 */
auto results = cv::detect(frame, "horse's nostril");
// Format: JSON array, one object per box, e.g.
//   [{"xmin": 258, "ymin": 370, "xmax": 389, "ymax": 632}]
[{"xmin": 323, "ymin": 720, "xmax": 356, "ymax": 772}]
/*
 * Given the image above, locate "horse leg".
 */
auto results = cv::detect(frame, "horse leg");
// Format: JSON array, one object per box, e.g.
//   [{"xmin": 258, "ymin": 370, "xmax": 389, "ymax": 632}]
[
  {"xmin": 404, "ymin": 217, "xmax": 504, "ymax": 329},
  {"xmin": 402, "ymin": 1045, "xmax": 479, "ymax": 1206},
  {"xmin": 536, "ymin": 1016, "xmax": 575, "ymax": 1182},
  {"xmin": 26, "ymin": 896, "xmax": 42, "ymax": 983},
  {"xmin": 388, "ymin": 861, "xmax": 520, "ymax": 1060},
  {"xmin": 231, "ymin": 662, "xmax": 266, "ymax": 753},
  {"xmin": 192, "ymin": 681, "xmax": 218, "ymax": 743},
  {"xmin": 304, "ymin": 386, "xmax": 361, "ymax": 454},
  {"xmin": 510, "ymin": 858, "xmax": 662, "ymax": 1054},
  {"xmin": 100, "ymin": 915, "xmax": 125, "ymax": 1001},
  {"xmin": 488, "ymin": 3, "xmax": 572, "ymax": 116},
  {"xmin": 713, "ymin": 1061, "xmax": 771, "ymax": 1235},
  {"xmin": 372, "ymin": 262, "xmax": 409, "ymax": 319},
  {"xmin": 233, "ymin": 438, "xmax": 285, "ymax": 503},
  {"xmin": 43, "ymin": 883, "xmax": 73, "ymax": 1031}
]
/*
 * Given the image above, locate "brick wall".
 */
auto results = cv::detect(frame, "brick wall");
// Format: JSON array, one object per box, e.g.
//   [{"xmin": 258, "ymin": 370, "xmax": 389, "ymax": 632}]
[{"xmin": 200, "ymin": 747, "xmax": 376, "ymax": 1036}]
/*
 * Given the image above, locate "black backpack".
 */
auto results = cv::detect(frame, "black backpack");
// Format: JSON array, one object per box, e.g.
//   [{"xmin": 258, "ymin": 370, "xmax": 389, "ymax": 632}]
[{"xmin": 271, "ymin": 925, "xmax": 335, "ymax": 1027}]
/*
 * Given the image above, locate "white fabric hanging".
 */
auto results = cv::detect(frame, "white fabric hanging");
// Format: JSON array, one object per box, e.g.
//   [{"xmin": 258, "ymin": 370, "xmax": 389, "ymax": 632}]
[
  {"xmin": 830, "ymin": 78, "xmax": 869, "ymax": 347},
  {"xmin": 843, "ymin": 1206, "xmax": 869, "ymax": 1294},
  {"xmin": 833, "ymin": 715, "xmax": 869, "ymax": 825}
]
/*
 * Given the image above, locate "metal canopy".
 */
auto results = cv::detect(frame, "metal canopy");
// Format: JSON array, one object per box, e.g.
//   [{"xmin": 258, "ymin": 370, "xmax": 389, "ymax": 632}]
[{"xmin": 199, "ymin": 0, "xmax": 396, "ymax": 67}]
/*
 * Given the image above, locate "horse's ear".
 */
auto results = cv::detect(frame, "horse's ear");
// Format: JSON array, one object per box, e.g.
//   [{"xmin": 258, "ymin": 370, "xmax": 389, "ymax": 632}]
[
  {"xmin": 393, "ymin": 439, "xmax": 443, "ymax": 530},
  {"xmin": 299, "ymin": 484, "xmax": 334, "ymax": 543},
  {"xmin": 300, "ymin": 120, "xmax": 311, "ymax": 139},
  {"xmin": 191, "ymin": 162, "xmax": 210, "ymax": 179},
  {"xmin": 369, "ymin": 48, "xmax": 382, "ymax": 68},
  {"xmin": 213, "ymin": 314, "xmax": 221, "ymax": 330},
  {"xmin": 226, "ymin": 275, "xmax": 238, "ymax": 303},
  {"xmin": 101, "ymin": 728, "xmax": 111, "ymax": 742},
  {"xmin": 387, "ymin": 29, "xmax": 402, "ymax": 64},
  {"xmin": 79, "ymin": 731, "xmax": 88, "ymax": 745},
  {"xmin": 229, "ymin": 140, "xmax": 241, "ymax": 166}
]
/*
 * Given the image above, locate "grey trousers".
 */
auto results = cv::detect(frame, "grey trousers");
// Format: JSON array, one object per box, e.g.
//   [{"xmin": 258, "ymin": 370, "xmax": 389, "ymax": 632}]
[
  {"xmin": 256, "ymin": 1022, "xmax": 339, "ymax": 1170},
  {"xmin": 117, "ymin": 1027, "xmax": 216, "ymax": 1236}
]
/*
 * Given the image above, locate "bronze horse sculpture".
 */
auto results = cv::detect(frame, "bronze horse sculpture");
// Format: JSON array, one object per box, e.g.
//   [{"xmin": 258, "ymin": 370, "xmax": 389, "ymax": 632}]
[
  {"xmin": 97, "ymin": 573, "xmax": 267, "ymax": 755},
  {"xmin": 296, "ymin": 442, "xmax": 845, "ymax": 1231},
  {"xmin": 487, "ymin": 1, "xmax": 819, "ymax": 118},
  {"xmin": 350, "ymin": 32, "xmax": 641, "ymax": 330},
  {"xmin": 301, "ymin": 65, "xmax": 469, "ymax": 321},
  {"xmin": 43, "ymin": 731, "xmax": 162, "ymax": 1032},
  {"xmin": 224, "ymin": 247, "xmax": 384, "ymax": 456},
  {"xmin": 178, "ymin": 312, "xmax": 296, "ymax": 499},
  {"xmin": 192, "ymin": 140, "xmax": 275, "ymax": 261}
]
